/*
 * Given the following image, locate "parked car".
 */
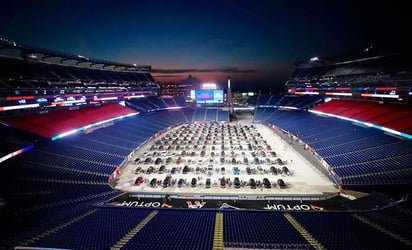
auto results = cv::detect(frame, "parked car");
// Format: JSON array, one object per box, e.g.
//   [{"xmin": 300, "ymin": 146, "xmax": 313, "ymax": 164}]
[
  {"xmin": 150, "ymin": 178, "xmax": 157, "ymax": 188},
  {"xmin": 234, "ymin": 177, "xmax": 241, "ymax": 188},
  {"xmin": 134, "ymin": 176, "xmax": 144, "ymax": 186},
  {"xmin": 162, "ymin": 176, "xmax": 171, "ymax": 188},
  {"xmin": 263, "ymin": 178, "xmax": 271, "ymax": 188},
  {"xmin": 158, "ymin": 165, "xmax": 166, "ymax": 174},
  {"xmin": 183, "ymin": 165, "xmax": 190, "ymax": 174},
  {"xmin": 177, "ymin": 178, "xmax": 184, "ymax": 188},
  {"xmin": 191, "ymin": 177, "xmax": 197, "ymax": 187},
  {"xmin": 220, "ymin": 177, "xmax": 226, "ymax": 188},
  {"xmin": 281, "ymin": 166, "xmax": 291, "ymax": 176},
  {"xmin": 155, "ymin": 158, "xmax": 162, "ymax": 165},
  {"xmin": 249, "ymin": 178, "xmax": 256, "ymax": 189},
  {"xmin": 205, "ymin": 178, "xmax": 211, "ymax": 188},
  {"xmin": 134, "ymin": 166, "xmax": 142, "ymax": 174},
  {"xmin": 277, "ymin": 179, "xmax": 287, "ymax": 189}
]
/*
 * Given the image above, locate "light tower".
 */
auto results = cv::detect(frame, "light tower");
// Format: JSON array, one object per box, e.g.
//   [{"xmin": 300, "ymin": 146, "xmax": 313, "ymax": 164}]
[{"xmin": 227, "ymin": 75, "xmax": 233, "ymax": 113}]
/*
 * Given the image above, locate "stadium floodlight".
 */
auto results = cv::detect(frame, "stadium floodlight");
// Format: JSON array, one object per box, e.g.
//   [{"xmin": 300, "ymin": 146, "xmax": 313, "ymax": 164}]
[
  {"xmin": 133, "ymin": 63, "xmax": 137, "ymax": 66},
  {"xmin": 78, "ymin": 55, "xmax": 89, "ymax": 60},
  {"xmin": 309, "ymin": 57, "xmax": 319, "ymax": 62},
  {"xmin": 28, "ymin": 54, "xmax": 37, "ymax": 59},
  {"xmin": 201, "ymin": 83, "xmax": 217, "ymax": 89}
]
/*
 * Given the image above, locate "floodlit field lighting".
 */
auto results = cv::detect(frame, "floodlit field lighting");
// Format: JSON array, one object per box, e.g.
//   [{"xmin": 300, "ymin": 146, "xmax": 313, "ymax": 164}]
[
  {"xmin": 202, "ymin": 83, "xmax": 217, "ymax": 89},
  {"xmin": 310, "ymin": 57, "xmax": 319, "ymax": 61}
]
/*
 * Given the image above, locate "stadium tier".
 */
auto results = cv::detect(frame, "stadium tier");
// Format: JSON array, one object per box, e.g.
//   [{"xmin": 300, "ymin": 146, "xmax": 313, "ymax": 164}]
[
  {"xmin": 313, "ymin": 99, "xmax": 412, "ymax": 134},
  {"xmin": 0, "ymin": 103, "xmax": 137, "ymax": 138}
]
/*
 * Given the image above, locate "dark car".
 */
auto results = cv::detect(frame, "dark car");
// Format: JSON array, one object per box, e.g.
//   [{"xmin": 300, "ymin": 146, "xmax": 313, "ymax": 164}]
[
  {"xmin": 263, "ymin": 178, "xmax": 271, "ymax": 188},
  {"xmin": 234, "ymin": 177, "xmax": 241, "ymax": 189},
  {"xmin": 171, "ymin": 167, "xmax": 177, "ymax": 174},
  {"xmin": 254, "ymin": 157, "xmax": 260, "ymax": 165},
  {"xmin": 158, "ymin": 165, "xmax": 166, "ymax": 174},
  {"xmin": 246, "ymin": 167, "xmax": 252, "ymax": 175},
  {"xmin": 270, "ymin": 166, "xmax": 277, "ymax": 175},
  {"xmin": 191, "ymin": 177, "xmax": 197, "ymax": 187},
  {"xmin": 281, "ymin": 166, "xmax": 290, "ymax": 176},
  {"xmin": 150, "ymin": 178, "xmax": 157, "ymax": 188},
  {"xmin": 162, "ymin": 176, "xmax": 171, "ymax": 188},
  {"xmin": 177, "ymin": 178, "xmax": 184, "ymax": 188},
  {"xmin": 134, "ymin": 158, "xmax": 141, "ymax": 163},
  {"xmin": 231, "ymin": 158, "xmax": 237, "ymax": 165},
  {"xmin": 155, "ymin": 158, "xmax": 162, "ymax": 165},
  {"xmin": 277, "ymin": 179, "xmax": 287, "ymax": 189},
  {"xmin": 183, "ymin": 165, "xmax": 190, "ymax": 174},
  {"xmin": 249, "ymin": 178, "xmax": 256, "ymax": 189},
  {"xmin": 205, "ymin": 178, "xmax": 211, "ymax": 188}
]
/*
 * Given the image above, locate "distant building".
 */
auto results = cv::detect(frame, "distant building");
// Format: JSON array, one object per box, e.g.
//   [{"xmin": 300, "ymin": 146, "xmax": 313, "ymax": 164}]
[{"xmin": 159, "ymin": 74, "xmax": 201, "ymax": 98}]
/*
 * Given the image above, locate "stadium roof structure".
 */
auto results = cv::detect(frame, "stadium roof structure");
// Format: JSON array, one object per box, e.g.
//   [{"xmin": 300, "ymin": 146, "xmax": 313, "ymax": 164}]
[
  {"xmin": 0, "ymin": 37, "xmax": 151, "ymax": 72},
  {"xmin": 288, "ymin": 48, "xmax": 412, "ymax": 91}
]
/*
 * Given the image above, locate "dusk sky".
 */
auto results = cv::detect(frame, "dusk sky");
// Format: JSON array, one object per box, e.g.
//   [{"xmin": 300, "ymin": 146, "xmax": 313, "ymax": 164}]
[{"xmin": 1, "ymin": 0, "xmax": 410, "ymax": 89}]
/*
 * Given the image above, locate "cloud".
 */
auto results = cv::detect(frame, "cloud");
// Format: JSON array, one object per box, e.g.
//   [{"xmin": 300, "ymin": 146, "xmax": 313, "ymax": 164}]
[
  {"xmin": 151, "ymin": 74, "xmax": 182, "ymax": 78},
  {"xmin": 151, "ymin": 67, "xmax": 260, "ymax": 74}
]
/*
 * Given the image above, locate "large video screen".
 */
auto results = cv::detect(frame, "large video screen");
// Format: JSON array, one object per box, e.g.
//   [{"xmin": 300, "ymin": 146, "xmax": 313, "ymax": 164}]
[{"xmin": 195, "ymin": 89, "xmax": 224, "ymax": 104}]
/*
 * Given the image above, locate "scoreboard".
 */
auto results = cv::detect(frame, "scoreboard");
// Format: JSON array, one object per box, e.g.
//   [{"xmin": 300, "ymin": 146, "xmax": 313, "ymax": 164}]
[{"xmin": 195, "ymin": 89, "xmax": 224, "ymax": 104}]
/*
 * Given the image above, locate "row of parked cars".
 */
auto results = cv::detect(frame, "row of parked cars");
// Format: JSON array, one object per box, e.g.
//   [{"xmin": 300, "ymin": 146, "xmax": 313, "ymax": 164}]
[
  {"xmin": 230, "ymin": 177, "xmax": 286, "ymax": 189},
  {"xmin": 136, "ymin": 175, "xmax": 287, "ymax": 189},
  {"xmin": 138, "ymin": 176, "xmax": 213, "ymax": 189}
]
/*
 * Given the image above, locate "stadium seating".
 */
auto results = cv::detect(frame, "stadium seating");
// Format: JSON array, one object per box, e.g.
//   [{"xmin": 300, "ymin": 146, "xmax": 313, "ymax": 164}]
[
  {"xmin": 223, "ymin": 211, "xmax": 307, "ymax": 246},
  {"xmin": 292, "ymin": 212, "xmax": 408, "ymax": 250},
  {"xmin": 1, "ymin": 104, "xmax": 412, "ymax": 249},
  {"xmin": 255, "ymin": 108, "xmax": 412, "ymax": 185},
  {"xmin": 217, "ymin": 109, "xmax": 229, "ymax": 122},
  {"xmin": 313, "ymin": 99, "xmax": 412, "ymax": 134},
  {"xmin": 256, "ymin": 94, "xmax": 322, "ymax": 109},
  {"xmin": 123, "ymin": 210, "xmax": 215, "ymax": 250},
  {"xmin": 0, "ymin": 103, "xmax": 137, "ymax": 138}
]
